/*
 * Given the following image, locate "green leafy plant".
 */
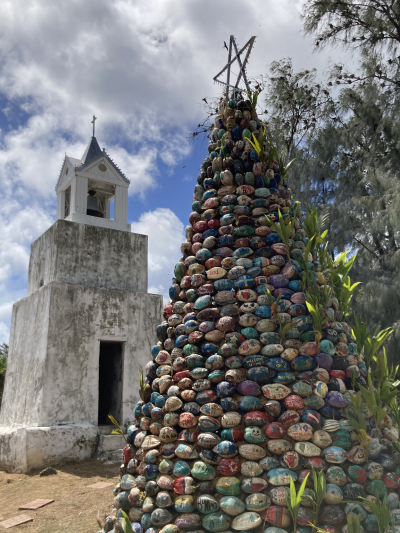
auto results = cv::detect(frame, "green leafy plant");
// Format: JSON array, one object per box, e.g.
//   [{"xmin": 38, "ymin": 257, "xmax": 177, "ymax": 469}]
[
  {"xmin": 119, "ymin": 510, "xmax": 134, "ymax": 533},
  {"xmin": 364, "ymin": 327, "xmax": 394, "ymax": 370},
  {"xmin": 305, "ymin": 292, "xmax": 329, "ymax": 352},
  {"xmin": 328, "ymin": 252, "xmax": 358, "ymax": 315},
  {"xmin": 337, "ymin": 276, "xmax": 361, "ymax": 318},
  {"xmin": 281, "ymin": 153, "xmax": 296, "ymax": 183},
  {"xmin": 285, "ymin": 473, "xmax": 309, "ymax": 533},
  {"xmin": 392, "ymin": 440, "xmax": 400, "ymax": 455},
  {"xmin": 278, "ymin": 317, "xmax": 295, "ymax": 344},
  {"xmin": 265, "ymin": 137, "xmax": 296, "ymax": 183},
  {"xmin": 343, "ymin": 391, "xmax": 371, "ymax": 461},
  {"xmin": 265, "ymin": 288, "xmax": 293, "ymax": 342},
  {"xmin": 295, "ymin": 237, "xmax": 316, "ymax": 292},
  {"xmin": 311, "ymin": 515, "xmax": 361, "ymax": 533},
  {"xmin": 358, "ymin": 373, "xmax": 397, "ymax": 431},
  {"xmin": 342, "ymin": 495, "xmax": 391, "ymax": 533},
  {"xmin": 219, "ymin": 132, "xmax": 227, "ymax": 156},
  {"xmin": 139, "ymin": 371, "xmax": 146, "ymax": 401},
  {"xmin": 265, "ymin": 210, "xmax": 293, "ymax": 264},
  {"xmin": 246, "ymin": 90, "xmax": 259, "ymax": 115},
  {"xmin": 303, "ymin": 467, "xmax": 326, "ymax": 532},
  {"xmin": 346, "ymin": 514, "xmax": 362, "ymax": 533},
  {"xmin": 302, "ymin": 204, "xmax": 329, "ymax": 245},
  {"xmin": 108, "ymin": 414, "xmax": 128, "ymax": 444},
  {"xmin": 248, "ymin": 127, "xmax": 267, "ymax": 166},
  {"xmin": 265, "ymin": 289, "xmax": 281, "ymax": 321},
  {"xmin": 373, "ymin": 347, "xmax": 399, "ymax": 389},
  {"xmin": 351, "ymin": 315, "xmax": 393, "ymax": 369},
  {"xmin": 390, "ymin": 397, "xmax": 400, "ymax": 430},
  {"xmin": 352, "ymin": 313, "xmax": 369, "ymax": 361}
]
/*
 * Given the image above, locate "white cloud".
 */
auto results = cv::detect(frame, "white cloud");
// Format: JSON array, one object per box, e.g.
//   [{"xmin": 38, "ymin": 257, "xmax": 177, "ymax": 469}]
[
  {"xmin": 0, "ymin": 203, "xmax": 53, "ymax": 344},
  {"xmin": 0, "ymin": 204, "xmax": 53, "ymax": 285},
  {"xmin": 0, "ymin": 0, "xmax": 338, "ymax": 197},
  {"xmin": 131, "ymin": 208, "xmax": 185, "ymax": 304},
  {"xmin": 0, "ymin": 0, "xmax": 345, "ymax": 341}
]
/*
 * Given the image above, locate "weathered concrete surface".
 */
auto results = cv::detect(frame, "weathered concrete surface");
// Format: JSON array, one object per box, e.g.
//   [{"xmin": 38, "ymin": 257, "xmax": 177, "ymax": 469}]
[
  {"xmin": 0, "ymin": 282, "xmax": 162, "ymax": 429},
  {"xmin": 0, "ymin": 220, "xmax": 162, "ymax": 473},
  {"xmin": 27, "ymin": 220, "xmax": 148, "ymax": 296},
  {"xmin": 66, "ymin": 211, "xmax": 130, "ymax": 232},
  {"xmin": 0, "ymin": 424, "xmax": 98, "ymax": 473},
  {"xmin": 97, "ymin": 434, "xmax": 126, "ymax": 452}
]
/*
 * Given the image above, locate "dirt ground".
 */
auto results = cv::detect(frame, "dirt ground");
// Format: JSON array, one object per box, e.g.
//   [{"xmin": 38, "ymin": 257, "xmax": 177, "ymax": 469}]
[{"xmin": 0, "ymin": 460, "xmax": 119, "ymax": 532}]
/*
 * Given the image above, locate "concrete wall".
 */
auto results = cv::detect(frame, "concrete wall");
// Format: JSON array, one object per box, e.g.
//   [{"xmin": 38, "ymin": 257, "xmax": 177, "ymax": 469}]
[
  {"xmin": 0, "ymin": 286, "xmax": 51, "ymax": 427},
  {"xmin": 0, "ymin": 424, "xmax": 98, "ymax": 473},
  {"xmin": 27, "ymin": 220, "xmax": 148, "ymax": 296},
  {"xmin": 0, "ymin": 281, "xmax": 163, "ymax": 429}
]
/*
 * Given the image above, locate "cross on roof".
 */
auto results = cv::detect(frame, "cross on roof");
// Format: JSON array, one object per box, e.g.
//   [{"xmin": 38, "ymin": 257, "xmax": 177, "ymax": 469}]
[
  {"xmin": 213, "ymin": 35, "xmax": 256, "ymax": 101},
  {"xmin": 91, "ymin": 115, "xmax": 97, "ymax": 137}
]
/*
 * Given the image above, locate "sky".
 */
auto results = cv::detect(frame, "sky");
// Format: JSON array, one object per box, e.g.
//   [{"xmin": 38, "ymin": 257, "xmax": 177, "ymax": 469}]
[{"xmin": 0, "ymin": 0, "xmax": 341, "ymax": 343}]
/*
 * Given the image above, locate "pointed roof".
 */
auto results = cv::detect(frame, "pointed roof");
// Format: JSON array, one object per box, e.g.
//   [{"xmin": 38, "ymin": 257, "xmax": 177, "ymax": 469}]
[
  {"xmin": 78, "ymin": 136, "xmax": 103, "ymax": 169},
  {"xmin": 56, "ymin": 136, "xmax": 130, "ymax": 191}
]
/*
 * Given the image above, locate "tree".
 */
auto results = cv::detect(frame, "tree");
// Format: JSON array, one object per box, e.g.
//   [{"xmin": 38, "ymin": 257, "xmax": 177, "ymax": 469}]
[
  {"xmin": 264, "ymin": 58, "xmax": 333, "ymax": 159},
  {"xmin": 302, "ymin": 0, "xmax": 400, "ymax": 89},
  {"xmin": 0, "ymin": 343, "xmax": 8, "ymax": 403},
  {"xmin": 297, "ymin": 1, "xmax": 400, "ymax": 362},
  {"xmin": 273, "ymin": 65, "xmax": 400, "ymax": 363}
]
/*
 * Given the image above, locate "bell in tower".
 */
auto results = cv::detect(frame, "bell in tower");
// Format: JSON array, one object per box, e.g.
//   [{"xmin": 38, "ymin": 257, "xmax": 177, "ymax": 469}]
[
  {"xmin": 53, "ymin": 123, "xmax": 130, "ymax": 231},
  {"xmin": 87, "ymin": 190, "xmax": 103, "ymax": 218}
]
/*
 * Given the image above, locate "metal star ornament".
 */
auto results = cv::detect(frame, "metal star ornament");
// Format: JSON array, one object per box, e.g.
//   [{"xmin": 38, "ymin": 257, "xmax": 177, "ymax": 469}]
[{"xmin": 214, "ymin": 35, "xmax": 256, "ymax": 100}]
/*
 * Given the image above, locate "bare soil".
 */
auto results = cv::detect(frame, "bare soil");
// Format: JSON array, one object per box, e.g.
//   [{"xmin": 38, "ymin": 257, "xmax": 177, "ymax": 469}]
[{"xmin": 0, "ymin": 460, "xmax": 118, "ymax": 532}]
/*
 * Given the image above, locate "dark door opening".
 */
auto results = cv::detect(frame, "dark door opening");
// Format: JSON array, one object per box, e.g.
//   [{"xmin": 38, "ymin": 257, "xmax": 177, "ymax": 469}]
[{"xmin": 98, "ymin": 341, "xmax": 123, "ymax": 425}]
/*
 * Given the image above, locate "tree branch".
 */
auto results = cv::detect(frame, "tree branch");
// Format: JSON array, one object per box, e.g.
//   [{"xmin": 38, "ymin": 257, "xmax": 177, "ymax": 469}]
[{"xmin": 353, "ymin": 237, "xmax": 380, "ymax": 258}]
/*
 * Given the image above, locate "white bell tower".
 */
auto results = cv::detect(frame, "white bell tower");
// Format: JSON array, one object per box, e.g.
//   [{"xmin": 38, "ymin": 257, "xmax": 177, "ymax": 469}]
[
  {"xmin": 0, "ymin": 123, "xmax": 163, "ymax": 473},
  {"xmin": 56, "ymin": 122, "xmax": 130, "ymax": 232}
]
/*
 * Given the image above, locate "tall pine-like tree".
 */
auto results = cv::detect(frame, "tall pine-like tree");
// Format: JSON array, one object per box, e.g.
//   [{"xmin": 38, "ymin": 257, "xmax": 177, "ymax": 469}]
[{"xmin": 264, "ymin": 57, "xmax": 400, "ymax": 361}]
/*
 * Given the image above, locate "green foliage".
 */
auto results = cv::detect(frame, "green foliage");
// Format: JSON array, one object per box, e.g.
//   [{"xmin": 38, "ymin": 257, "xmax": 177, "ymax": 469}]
[
  {"xmin": 303, "ymin": 467, "xmax": 326, "ymax": 531},
  {"xmin": 302, "ymin": 204, "xmax": 329, "ymax": 249},
  {"xmin": 327, "ymin": 252, "xmax": 359, "ymax": 317},
  {"xmin": 108, "ymin": 414, "xmax": 128, "ymax": 444},
  {"xmin": 246, "ymin": 90, "xmax": 259, "ymax": 114},
  {"xmin": 139, "ymin": 371, "xmax": 146, "ymax": 401},
  {"xmin": 343, "ymin": 495, "xmax": 391, "ymax": 533},
  {"xmin": 0, "ymin": 343, "xmax": 8, "ymax": 404},
  {"xmin": 345, "ymin": 390, "xmax": 367, "ymax": 432},
  {"xmin": 285, "ymin": 473, "xmax": 309, "ymax": 533},
  {"xmin": 338, "ymin": 277, "xmax": 361, "ymax": 318},
  {"xmin": 278, "ymin": 319, "xmax": 294, "ymax": 344},
  {"xmin": 365, "ymin": 327, "xmax": 394, "ymax": 370},
  {"xmin": 248, "ymin": 128, "xmax": 267, "ymax": 165},
  {"xmin": 264, "ymin": 58, "xmax": 333, "ymax": 158},
  {"xmin": 119, "ymin": 510, "xmax": 134, "ymax": 533},
  {"xmin": 390, "ymin": 397, "xmax": 400, "ymax": 429},
  {"xmin": 358, "ymin": 372, "xmax": 397, "ymax": 430},
  {"xmin": 305, "ymin": 291, "xmax": 329, "ymax": 349},
  {"xmin": 265, "ymin": 210, "xmax": 293, "ymax": 263},
  {"xmin": 302, "ymin": 0, "xmax": 400, "ymax": 90},
  {"xmin": 352, "ymin": 314, "xmax": 369, "ymax": 360},
  {"xmin": 373, "ymin": 347, "xmax": 399, "ymax": 388},
  {"xmin": 358, "ymin": 376, "xmax": 387, "ymax": 428},
  {"xmin": 346, "ymin": 514, "xmax": 362, "ymax": 533},
  {"xmin": 271, "ymin": 144, "xmax": 296, "ymax": 183},
  {"xmin": 281, "ymin": 156, "xmax": 296, "ymax": 183},
  {"xmin": 352, "ymin": 315, "xmax": 394, "ymax": 369}
]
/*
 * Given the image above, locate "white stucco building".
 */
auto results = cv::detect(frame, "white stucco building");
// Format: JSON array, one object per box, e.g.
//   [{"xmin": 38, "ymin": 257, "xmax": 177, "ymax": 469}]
[{"xmin": 0, "ymin": 134, "xmax": 163, "ymax": 473}]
